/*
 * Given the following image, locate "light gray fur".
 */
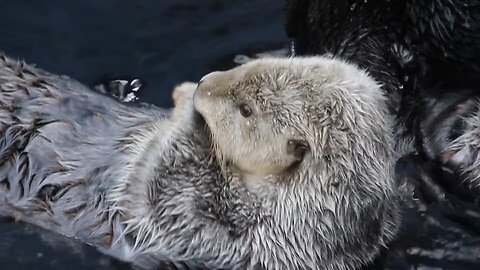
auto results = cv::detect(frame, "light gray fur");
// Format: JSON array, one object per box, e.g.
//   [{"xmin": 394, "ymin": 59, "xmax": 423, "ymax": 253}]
[{"xmin": 0, "ymin": 54, "xmax": 400, "ymax": 269}]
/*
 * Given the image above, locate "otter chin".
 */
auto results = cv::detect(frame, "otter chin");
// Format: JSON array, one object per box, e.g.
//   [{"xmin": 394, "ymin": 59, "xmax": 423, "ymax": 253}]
[{"xmin": 0, "ymin": 54, "xmax": 400, "ymax": 270}]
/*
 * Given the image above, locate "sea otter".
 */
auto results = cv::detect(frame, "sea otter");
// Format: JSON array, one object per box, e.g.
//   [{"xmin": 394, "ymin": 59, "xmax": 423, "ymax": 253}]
[{"xmin": 0, "ymin": 54, "xmax": 400, "ymax": 269}]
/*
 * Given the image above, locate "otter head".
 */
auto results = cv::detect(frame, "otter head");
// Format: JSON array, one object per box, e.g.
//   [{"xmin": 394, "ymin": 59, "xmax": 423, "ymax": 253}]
[
  {"xmin": 194, "ymin": 57, "xmax": 393, "ymax": 189},
  {"xmin": 194, "ymin": 57, "xmax": 399, "ymax": 268},
  {"xmin": 194, "ymin": 63, "xmax": 314, "ymax": 193}
]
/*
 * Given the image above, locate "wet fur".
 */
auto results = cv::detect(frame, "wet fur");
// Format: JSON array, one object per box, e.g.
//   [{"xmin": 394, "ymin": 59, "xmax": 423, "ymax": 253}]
[{"xmin": 1, "ymin": 54, "xmax": 400, "ymax": 269}]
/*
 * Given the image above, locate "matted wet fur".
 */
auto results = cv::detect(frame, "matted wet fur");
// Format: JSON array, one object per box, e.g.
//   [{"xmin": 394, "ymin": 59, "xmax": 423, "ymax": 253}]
[{"xmin": 0, "ymin": 54, "xmax": 400, "ymax": 269}]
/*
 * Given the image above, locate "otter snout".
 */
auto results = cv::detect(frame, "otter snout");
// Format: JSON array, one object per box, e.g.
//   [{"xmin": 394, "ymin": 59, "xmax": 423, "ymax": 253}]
[
  {"xmin": 194, "ymin": 71, "xmax": 224, "ymax": 99},
  {"xmin": 194, "ymin": 71, "xmax": 231, "ymax": 117}
]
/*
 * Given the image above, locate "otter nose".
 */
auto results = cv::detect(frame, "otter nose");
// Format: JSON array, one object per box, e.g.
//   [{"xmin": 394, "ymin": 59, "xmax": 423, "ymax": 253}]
[
  {"xmin": 198, "ymin": 71, "xmax": 222, "ymax": 86},
  {"xmin": 195, "ymin": 71, "xmax": 223, "ymax": 99}
]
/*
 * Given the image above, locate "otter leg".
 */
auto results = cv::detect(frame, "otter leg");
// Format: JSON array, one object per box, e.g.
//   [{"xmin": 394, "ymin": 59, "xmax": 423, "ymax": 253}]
[{"xmin": 171, "ymin": 82, "xmax": 197, "ymax": 121}]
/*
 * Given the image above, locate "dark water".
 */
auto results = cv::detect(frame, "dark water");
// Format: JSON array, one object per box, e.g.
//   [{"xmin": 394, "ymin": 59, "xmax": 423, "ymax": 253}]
[
  {"xmin": 0, "ymin": 0, "xmax": 288, "ymax": 108},
  {"xmin": 0, "ymin": 0, "xmax": 287, "ymax": 269}
]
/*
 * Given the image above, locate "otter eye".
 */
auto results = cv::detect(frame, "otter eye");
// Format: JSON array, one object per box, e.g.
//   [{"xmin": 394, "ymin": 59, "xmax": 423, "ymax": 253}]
[
  {"xmin": 287, "ymin": 139, "xmax": 309, "ymax": 160},
  {"xmin": 239, "ymin": 103, "xmax": 252, "ymax": 118}
]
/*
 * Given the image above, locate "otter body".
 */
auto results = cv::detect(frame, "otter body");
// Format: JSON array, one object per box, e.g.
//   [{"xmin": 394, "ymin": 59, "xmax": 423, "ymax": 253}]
[{"xmin": 0, "ymin": 54, "xmax": 400, "ymax": 269}]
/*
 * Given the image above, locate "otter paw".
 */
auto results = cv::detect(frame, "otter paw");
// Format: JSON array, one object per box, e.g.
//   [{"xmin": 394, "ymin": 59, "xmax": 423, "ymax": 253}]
[
  {"xmin": 171, "ymin": 82, "xmax": 197, "ymax": 121},
  {"xmin": 172, "ymin": 82, "xmax": 197, "ymax": 107}
]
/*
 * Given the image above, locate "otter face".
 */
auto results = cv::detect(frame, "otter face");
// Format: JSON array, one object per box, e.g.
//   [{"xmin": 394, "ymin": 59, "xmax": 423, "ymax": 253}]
[
  {"xmin": 194, "ymin": 57, "xmax": 391, "ymax": 194},
  {"xmin": 194, "ymin": 64, "xmax": 310, "ymax": 179}
]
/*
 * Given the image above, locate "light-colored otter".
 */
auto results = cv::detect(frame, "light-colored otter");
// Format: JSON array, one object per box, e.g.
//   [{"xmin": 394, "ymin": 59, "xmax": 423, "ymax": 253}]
[{"xmin": 0, "ymin": 54, "xmax": 400, "ymax": 269}]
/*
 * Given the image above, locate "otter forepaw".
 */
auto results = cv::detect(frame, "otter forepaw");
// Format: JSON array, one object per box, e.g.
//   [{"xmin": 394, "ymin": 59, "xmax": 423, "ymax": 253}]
[
  {"xmin": 171, "ymin": 82, "xmax": 198, "ymax": 121},
  {"xmin": 172, "ymin": 82, "xmax": 197, "ymax": 106}
]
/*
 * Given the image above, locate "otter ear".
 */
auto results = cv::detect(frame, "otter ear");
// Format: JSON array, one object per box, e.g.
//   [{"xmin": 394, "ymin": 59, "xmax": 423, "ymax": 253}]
[{"xmin": 287, "ymin": 139, "xmax": 309, "ymax": 160}]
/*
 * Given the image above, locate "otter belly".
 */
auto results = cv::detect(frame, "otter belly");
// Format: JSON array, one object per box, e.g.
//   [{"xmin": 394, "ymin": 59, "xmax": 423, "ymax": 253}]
[{"xmin": 0, "ymin": 55, "xmax": 170, "ymax": 258}]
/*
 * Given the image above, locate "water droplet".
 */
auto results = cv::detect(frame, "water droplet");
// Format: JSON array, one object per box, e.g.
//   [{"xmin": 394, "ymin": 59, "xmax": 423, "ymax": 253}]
[
  {"xmin": 207, "ymin": 91, "xmax": 211, "ymax": 96},
  {"xmin": 289, "ymin": 40, "xmax": 296, "ymax": 56},
  {"xmin": 130, "ymin": 79, "xmax": 142, "ymax": 92},
  {"xmin": 350, "ymin": 3, "xmax": 357, "ymax": 10},
  {"xmin": 399, "ymin": 84, "xmax": 404, "ymax": 90},
  {"xmin": 122, "ymin": 92, "xmax": 138, "ymax": 102}
]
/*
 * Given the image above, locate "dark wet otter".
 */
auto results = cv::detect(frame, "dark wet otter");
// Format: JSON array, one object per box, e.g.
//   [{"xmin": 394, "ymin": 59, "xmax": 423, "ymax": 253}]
[
  {"xmin": 285, "ymin": 0, "xmax": 480, "ymax": 187},
  {"xmin": 0, "ymin": 54, "xmax": 400, "ymax": 269}
]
